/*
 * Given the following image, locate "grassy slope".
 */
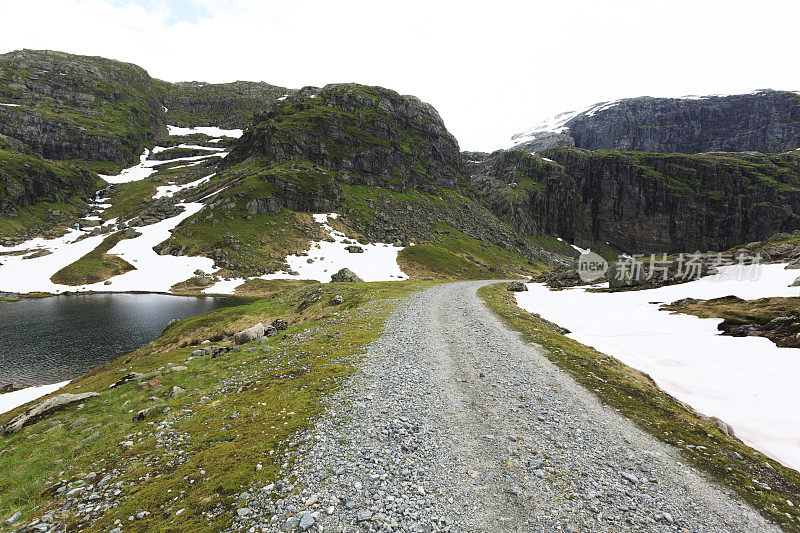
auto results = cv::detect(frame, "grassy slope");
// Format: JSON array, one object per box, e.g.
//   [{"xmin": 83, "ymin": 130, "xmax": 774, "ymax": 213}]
[
  {"xmin": 663, "ymin": 296, "xmax": 800, "ymax": 325},
  {"xmin": 0, "ymin": 281, "xmax": 432, "ymax": 531},
  {"xmin": 479, "ymin": 284, "xmax": 800, "ymax": 531},
  {"xmin": 340, "ymin": 184, "xmax": 542, "ymax": 280},
  {"xmin": 0, "ymin": 146, "xmax": 103, "ymax": 238},
  {"xmin": 50, "ymin": 231, "xmax": 135, "ymax": 285},
  {"xmin": 161, "ymin": 81, "xmax": 290, "ymax": 130}
]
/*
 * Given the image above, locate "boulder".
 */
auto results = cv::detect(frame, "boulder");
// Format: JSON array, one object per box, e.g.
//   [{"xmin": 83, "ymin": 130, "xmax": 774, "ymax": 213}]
[
  {"xmin": 0, "ymin": 383, "xmax": 21, "ymax": 394},
  {"xmin": 506, "ymin": 281, "xmax": 527, "ymax": 292},
  {"xmin": 3, "ymin": 392, "xmax": 99, "ymax": 434},
  {"xmin": 345, "ymin": 245, "xmax": 364, "ymax": 253},
  {"xmin": 330, "ymin": 268, "xmax": 363, "ymax": 283},
  {"xmin": 234, "ymin": 323, "xmax": 265, "ymax": 345},
  {"xmin": 192, "ymin": 276, "xmax": 214, "ymax": 287},
  {"xmin": 166, "ymin": 386, "xmax": 186, "ymax": 399},
  {"xmin": 271, "ymin": 319, "xmax": 288, "ymax": 332},
  {"xmin": 137, "ymin": 379, "xmax": 162, "ymax": 391},
  {"xmin": 132, "ymin": 404, "xmax": 165, "ymax": 422},
  {"xmin": 108, "ymin": 373, "xmax": 137, "ymax": 389}
]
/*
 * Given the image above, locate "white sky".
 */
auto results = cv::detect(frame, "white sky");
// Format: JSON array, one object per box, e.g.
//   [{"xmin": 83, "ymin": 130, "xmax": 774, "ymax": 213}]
[{"xmin": 1, "ymin": 0, "xmax": 798, "ymax": 152}]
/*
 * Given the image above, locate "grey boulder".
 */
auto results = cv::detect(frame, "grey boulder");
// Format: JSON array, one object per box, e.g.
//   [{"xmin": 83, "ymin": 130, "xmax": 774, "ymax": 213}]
[
  {"xmin": 3, "ymin": 392, "xmax": 99, "ymax": 434},
  {"xmin": 234, "ymin": 323, "xmax": 265, "ymax": 345},
  {"xmin": 331, "ymin": 268, "xmax": 363, "ymax": 283}
]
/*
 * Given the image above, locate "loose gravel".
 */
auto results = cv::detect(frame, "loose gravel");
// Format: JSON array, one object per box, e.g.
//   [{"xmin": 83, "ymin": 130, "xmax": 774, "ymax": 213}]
[{"xmin": 238, "ymin": 281, "xmax": 778, "ymax": 532}]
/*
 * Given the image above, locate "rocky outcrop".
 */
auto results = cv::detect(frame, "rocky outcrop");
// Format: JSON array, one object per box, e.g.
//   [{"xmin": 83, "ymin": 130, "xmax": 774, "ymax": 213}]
[
  {"xmin": 470, "ymin": 147, "xmax": 800, "ymax": 253},
  {"xmin": 223, "ymin": 84, "xmax": 466, "ymax": 194},
  {"xmin": 513, "ymin": 90, "xmax": 800, "ymax": 154},
  {"xmin": 0, "ymin": 49, "xmax": 165, "ymax": 164},
  {"xmin": 163, "ymin": 81, "xmax": 292, "ymax": 129},
  {"xmin": 0, "ymin": 141, "xmax": 100, "ymax": 217},
  {"xmin": 3, "ymin": 392, "xmax": 99, "ymax": 434}
]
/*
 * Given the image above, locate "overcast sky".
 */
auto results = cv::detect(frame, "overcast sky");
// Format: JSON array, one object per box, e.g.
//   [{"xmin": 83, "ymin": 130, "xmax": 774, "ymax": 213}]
[{"xmin": 1, "ymin": 0, "xmax": 798, "ymax": 151}]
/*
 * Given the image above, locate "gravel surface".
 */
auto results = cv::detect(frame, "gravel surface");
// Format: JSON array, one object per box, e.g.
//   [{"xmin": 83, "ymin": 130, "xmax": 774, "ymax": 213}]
[{"xmin": 238, "ymin": 281, "xmax": 777, "ymax": 532}]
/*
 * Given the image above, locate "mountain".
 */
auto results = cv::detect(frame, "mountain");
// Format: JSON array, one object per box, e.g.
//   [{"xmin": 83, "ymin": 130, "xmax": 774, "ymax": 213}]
[
  {"xmin": 162, "ymin": 81, "xmax": 293, "ymax": 129},
  {"xmin": 157, "ymin": 83, "xmax": 548, "ymax": 277},
  {"xmin": 4, "ymin": 49, "xmax": 800, "ymax": 284},
  {"xmin": 512, "ymin": 90, "xmax": 800, "ymax": 154},
  {"xmin": 0, "ymin": 50, "xmax": 293, "ymax": 242},
  {"xmin": 469, "ymin": 147, "xmax": 800, "ymax": 253},
  {"xmin": 0, "ymin": 49, "xmax": 165, "ymax": 164}
]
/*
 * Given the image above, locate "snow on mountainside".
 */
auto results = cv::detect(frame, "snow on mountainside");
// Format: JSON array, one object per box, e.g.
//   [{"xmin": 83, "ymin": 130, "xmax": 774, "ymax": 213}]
[{"xmin": 511, "ymin": 90, "xmax": 800, "ymax": 154}]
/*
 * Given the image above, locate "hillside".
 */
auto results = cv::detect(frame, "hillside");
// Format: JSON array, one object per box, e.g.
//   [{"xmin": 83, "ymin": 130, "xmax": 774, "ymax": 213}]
[
  {"xmin": 153, "ymin": 84, "xmax": 549, "ymax": 279},
  {"xmin": 162, "ymin": 81, "xmax": 292, "ymax": 129},
  {"xmin": 0, "ymin": 135, "xmax": 103, "ymax": 241},
  {"xmin": 0, "ymin": 51, "xmax": 295, "ymax": 243},
  {"xmin": 0, "ymin": 49, "xmax": 165, "ymax": 165},
  {"xmin": 468, "ymin": 147, "xmax": 800, "ymax": 253},
  {"xmin": 512, "ymin": 90, "xmax": 800, "ymax": 154}
]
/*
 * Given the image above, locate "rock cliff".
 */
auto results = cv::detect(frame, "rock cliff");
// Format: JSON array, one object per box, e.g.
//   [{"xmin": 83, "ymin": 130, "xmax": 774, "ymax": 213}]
[
  {"xmin": 469, "ymin": 148, "xmax": 800, "ymax": 253},
  {"xmin": 513, "ymin": 90, "xmax": 800, "ymax": 154},
  {"xmin": 223, "ymin": 84, "xmax": 466, "ymax": 193},
  {"xmin": 0, "ymin": 49, "xmax": 165, "ymax": 164},
  {"xmin": 162, "ymin": 81, "xmax": 292, "ymax": 129}
]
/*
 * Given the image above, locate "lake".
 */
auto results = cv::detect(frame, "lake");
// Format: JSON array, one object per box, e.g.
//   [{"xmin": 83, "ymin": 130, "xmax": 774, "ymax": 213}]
[{"xmin": 0, "ymin": 293, "xmax": 250, "ymax": 388}]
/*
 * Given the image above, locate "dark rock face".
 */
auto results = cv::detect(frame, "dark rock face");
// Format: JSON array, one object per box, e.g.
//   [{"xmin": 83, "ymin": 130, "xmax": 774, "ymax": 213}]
[
  {"xmin": 465, "ymin": 150, "xmax": 582, "ymax": 238},
  {"xmin": 245, "ymin": 197, "xmax": 280, "ymax": 215},
  {"xmin": 0, "ymin": 140, "xmax": 99, "ymax": 217},
  {"xmin": 163, "ymin": 81, "xmax": 292, "ymax": 129},
  {"xmin": 515, "ymin": 91, "xmax": 800, "ymax": 154},
  {"xmin": 0, "ymin": 49, "xmax": 165, "ymax": 164},
  {"xmin": 470, "ymin": 147, "xmax": 800, "ymax": 253},
  {"xmin": 224, "ymin": 84, "xmax": 465, "ymax": 193}
]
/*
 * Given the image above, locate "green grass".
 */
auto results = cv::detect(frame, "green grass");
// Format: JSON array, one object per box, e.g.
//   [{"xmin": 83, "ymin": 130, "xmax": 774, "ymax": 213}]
[
  {"xmin": 0, "ymin": 146, "xmax": 102, "ymax": 238},
  {"xmin": 663, "ymin": 296, "xmax": 800, "ymax": 326},
  {"xmin": 0, "ymin": 280, "xmax": 433, "ymax": 531},
  {"xmin": 0, "ymin": 196, "xmax": 88, "ymax": 239},
  {"xmin": 480, "ymin": 283, "xmax": 800, "ymax": 531},
  {"xmin": 162, "ymin": 80, "xmax": 290, "ymax": 129},
  {"xmin": 50, "ymin": 231, "xmax": 134, "ymax": 285}
]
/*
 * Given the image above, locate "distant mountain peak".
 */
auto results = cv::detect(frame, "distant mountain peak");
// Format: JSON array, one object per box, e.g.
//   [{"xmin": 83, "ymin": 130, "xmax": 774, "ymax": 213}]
[{"xmin": 512, "ymin": 90, "xmax": 800, "ymax": 154}]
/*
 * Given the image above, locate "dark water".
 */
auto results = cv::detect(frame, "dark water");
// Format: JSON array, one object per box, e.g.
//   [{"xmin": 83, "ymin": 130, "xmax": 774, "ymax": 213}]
[{"xmin": 0, "ymin": 293, "xmax": 250, "ymax": 387}]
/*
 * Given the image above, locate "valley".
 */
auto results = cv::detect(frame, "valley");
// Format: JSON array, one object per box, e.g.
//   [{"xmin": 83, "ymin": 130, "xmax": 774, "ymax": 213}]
[{"xmin": 1, "ymin": 47, "xmax": 800, "ymax": 533}]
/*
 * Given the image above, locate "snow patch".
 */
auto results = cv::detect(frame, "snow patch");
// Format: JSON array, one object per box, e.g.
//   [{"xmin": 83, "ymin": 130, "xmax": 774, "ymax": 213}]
[
  {"xmin": 153, "ymin": 174, "xmax": 216, "ymax": 199},
  {"xmin": 100, "ymin": 149, "xmax": 226, "ymax": 185},
  {"xmin": 203, "ymin": 213, "xmax": 407, "ymax": 294},
  {"xmin": 0, "ymin": 381, "xmax": 70, "ymax": 416},
  {"xmin": 514, "ymin": 264, "xmax": 800, "ymax": 470},
  {"xmin": 167, "ymin": 125, "xmax": 243, "ymax": 138}
]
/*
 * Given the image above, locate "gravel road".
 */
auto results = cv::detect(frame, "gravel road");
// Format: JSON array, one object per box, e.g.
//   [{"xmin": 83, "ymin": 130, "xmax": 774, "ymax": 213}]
[{"xmin": 240, "ymin": 281, "xmax": 777, "ymax": 532}]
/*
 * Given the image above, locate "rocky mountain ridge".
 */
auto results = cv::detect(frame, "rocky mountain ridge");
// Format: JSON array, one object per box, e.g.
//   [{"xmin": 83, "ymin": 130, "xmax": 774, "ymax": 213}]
[
  {"xmin": 513, "ymin": 90, "xmax": 800, "ymax": 154},
  {"xmin": 3, "ymin": 49, "xmax": 800, "ymax": 273},
  {"xmin": 468, "ymin": 147, "xmax": 800, "ymax": 253}
]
